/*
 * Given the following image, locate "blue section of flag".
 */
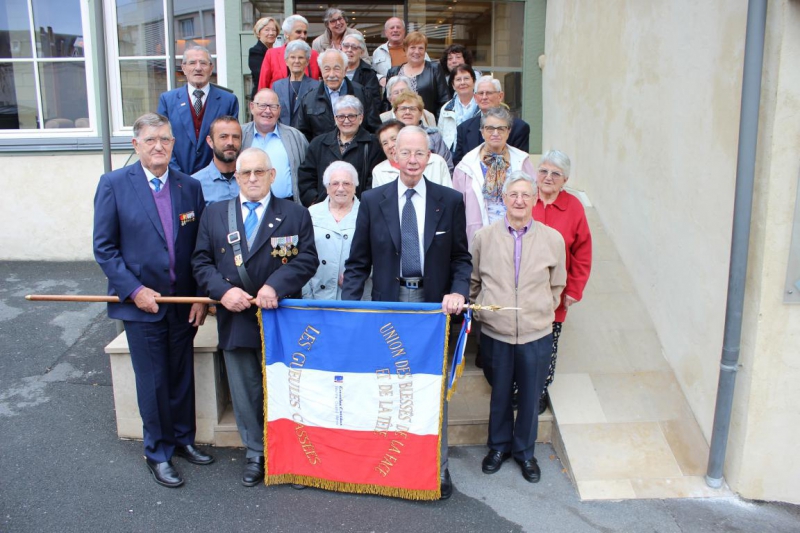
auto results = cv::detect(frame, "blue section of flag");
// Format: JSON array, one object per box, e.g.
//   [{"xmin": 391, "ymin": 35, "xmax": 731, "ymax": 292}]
[
  {"xmin": 261, "ymin": 299, "xmax": 447, "ymax": 376},
  {"xmin": 448, "ymin": 310, "xmax": 472, "ymax": 395}
]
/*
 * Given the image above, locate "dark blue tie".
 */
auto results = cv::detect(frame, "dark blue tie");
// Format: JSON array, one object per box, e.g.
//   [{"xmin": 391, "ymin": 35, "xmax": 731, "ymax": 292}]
[
  {"xmin": 150, "ymin": 178, "xmax": 162, "ymax": 192},
  {"xmin": 401, "ymin": 189, "xmax": 422, "ymax": 277},
  {"xmin": 244, "ymin": 201, "xmax": 260, "ymax": 243}
]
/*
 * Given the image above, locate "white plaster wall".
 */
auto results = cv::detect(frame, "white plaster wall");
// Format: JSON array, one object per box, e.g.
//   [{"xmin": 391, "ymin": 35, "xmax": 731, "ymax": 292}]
[
  {"xmin": 0, "ymin": 152, "xmax": 130, "ymax": 260},
  {"xmin": 542, "ymin": 0, "xmax": 744, "ymax": 441},
  {"xmin": 542, "ymin": 0, "xmax": 800, "ymax": 504}
]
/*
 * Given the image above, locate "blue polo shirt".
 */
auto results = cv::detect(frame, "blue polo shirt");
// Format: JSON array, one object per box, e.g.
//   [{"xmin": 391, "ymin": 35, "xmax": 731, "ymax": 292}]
[{"xmin": 250, "ymin": 127, "xmax": 292, "ymax": 199}]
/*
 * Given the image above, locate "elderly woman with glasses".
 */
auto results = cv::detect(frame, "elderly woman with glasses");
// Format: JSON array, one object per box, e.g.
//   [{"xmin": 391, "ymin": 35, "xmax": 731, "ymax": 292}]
[
  {"xmin": 380, "ymin": 75, "xmax": 437, "ymax": 127},
  {"xmin": 271, "ymin": 40, "xmax": 317, "ymax": 127},
  {"xmin": 392, "ymin": 90, "xmax": 453, "ymax": 174},
  {"xmin": 530, "ymin": 150, "xmax": 592, "ymax": 414},
  {"xmin": 341, "ymin": 32, "xmax": 381, "ymax": 105},
  {"xmin": 258, "ymin": 15, "xmax": 321, "ymax": 90},
  {"xmin": 385, "ymin": 32, "xmax": 449, "ymax": 119},
  {"xmin": 311, "ymin": 8, "xmax": 370, "ymax": 62},
  {"xmin": 303, "ymin": 161, "xmax": 370, "ymax": 300},
  {"xmin": 298, "ymin": 95, "xmax": 385, "ymax": 207},
  {"xmin": 453, "ymin": 106, "xmax": 536, "ymax": 245},
  {"xmin": 470, "ymin": 170, "xmax": 566, "ymax": 484},
  {"xmin": 249, "ymin": 17, "xmax": 280, "ymax": 99}
]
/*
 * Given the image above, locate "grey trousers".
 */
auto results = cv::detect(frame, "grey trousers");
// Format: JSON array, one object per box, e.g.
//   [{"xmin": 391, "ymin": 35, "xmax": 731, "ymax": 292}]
[
  {"xmin": 398, "ymin": 286, "xmax": 449, "ymax": 472},
  {"xmin": 222, "ymin": 347, "xmax": 264, "ymax": 458}
]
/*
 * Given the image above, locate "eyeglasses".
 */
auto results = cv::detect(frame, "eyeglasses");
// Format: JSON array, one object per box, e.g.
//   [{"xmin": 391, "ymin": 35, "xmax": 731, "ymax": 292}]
[
  {"xmin": 328, "ymin": 16, "xmax": 345, "ymax": 25},
  {"xmin": 139, "ymin": 136, "xmax": 174, "ymax": 146},
  {"xmin": 341, "ymin": 42, "xmax": 361, "ymax": 50},
  {"xmin": 397, "ymin": 150, "xmax": 428, "ymax": 160},
  {"xmin": 537, "ymin": 168, "xmax": 564, "ymax": 179},
  {"xmin": 328, "ymin": 180, "xmax": 354, "ymax": 189},
  {"xmin": 475, "ymin": 90, "xmax": 499, "ymax": 98},
  {"xmin": 453, "ymin": 76, "xmax": 473, "ymax": 84},
  {"xmin": 184, "ymin": 60, "xmax": 211, "ymax": 68},
  {"xmin": 482, "ymin": 125, "xmax": 510, "ymax": 134},
  {"xmin": 334, "ymin": 113, "xmax": 361, "ymax": 122},
  {"xmin": 252, "ymin": 103, "xmax": 279, "ymax": 111},
  {"xmin": 397, "ymin": 105, "xmax": 421, "ymax": 113},
  {"xmin": 238, "ymin": 168, "xmax": 271, "ymax": 179},
  {"xmin": 505, "ymin": 192, "xmax": 533, "ymax": 202}
]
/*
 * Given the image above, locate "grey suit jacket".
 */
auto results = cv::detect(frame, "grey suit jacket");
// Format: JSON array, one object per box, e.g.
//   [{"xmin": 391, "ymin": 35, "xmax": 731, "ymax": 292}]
[{"xmin": 241, "ymin": 121, "xmax": 309, "ymax": 204}]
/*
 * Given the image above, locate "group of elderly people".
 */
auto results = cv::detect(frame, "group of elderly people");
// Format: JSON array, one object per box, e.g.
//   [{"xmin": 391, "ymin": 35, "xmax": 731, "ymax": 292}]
[{"xmin": 241, "ymin": 11, "xmax": 593, "ymax": 491}]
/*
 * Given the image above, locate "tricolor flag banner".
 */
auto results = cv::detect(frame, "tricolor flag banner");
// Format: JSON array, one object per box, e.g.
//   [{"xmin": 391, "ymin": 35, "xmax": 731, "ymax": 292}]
[{"xmin": 260, "ymin": 299, "xmax": 450, "ymax": 500}]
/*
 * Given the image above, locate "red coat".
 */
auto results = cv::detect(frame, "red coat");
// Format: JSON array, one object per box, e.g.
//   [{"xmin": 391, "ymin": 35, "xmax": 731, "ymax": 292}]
[
  {"xmin": 258, "ymin": 45, "xmax": 321, "ymax": 90},
  {"xmin": 532, "ymin": 190, "xmax": 592, "ymax": 322}
]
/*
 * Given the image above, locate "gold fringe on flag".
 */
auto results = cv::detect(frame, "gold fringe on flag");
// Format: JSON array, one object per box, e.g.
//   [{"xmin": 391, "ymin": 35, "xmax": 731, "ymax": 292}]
[{"xmin": 266, "ymin": 474, "xmax": 440, "ymax": 501}]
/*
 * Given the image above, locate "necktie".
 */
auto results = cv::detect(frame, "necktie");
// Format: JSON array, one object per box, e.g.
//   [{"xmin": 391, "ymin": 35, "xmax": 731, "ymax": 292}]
[
  {"xmin": 193, "ymin": 89, "xmax": 204, "ymax": 115},
  {"xmin": 401, "ymin": 189, "xmax": 422, "ymax": 278},
  {"xmin": 151, "ymin": 178, "xmax": 162, "ymax": 192},
  {"xmin": 243, "ymin": 201, "xmax": 260, "ymax": 243}
]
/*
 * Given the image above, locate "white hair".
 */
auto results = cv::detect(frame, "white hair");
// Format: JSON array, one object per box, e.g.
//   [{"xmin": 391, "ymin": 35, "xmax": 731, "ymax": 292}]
[
  {"xmin": 475, "ymin": 75, "xmax": 502, "ymax": 93},
  {"xmin": 539, "ymin": 150, "xmax": 571, "ymax": 177},
  {"xmin": 317, "ymin": 48, "xmax": 348, "ymax": 69},
  {"xmin": 323, "ymin": 160, "xmax": 359, "ymax": 187},
  {"xmin": 502, "ymin": 170, "xmax": 537, "ymax": 194},
  {"xmin": 282, "ymin": 15, "xmax": 308, "ymax": 36}
]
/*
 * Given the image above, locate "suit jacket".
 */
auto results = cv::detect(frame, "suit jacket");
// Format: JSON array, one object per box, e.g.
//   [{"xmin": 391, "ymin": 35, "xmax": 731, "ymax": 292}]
[
  {"xmin": 258, "ymin": 45, "xmax": 321, "ymax": 90},
  {"xmin": 272, "ymin": 75, "xmax": 317, "ymax": 128},
  {"xmin": 157, "ymin": 84, "xmax": 240, "ymax": 175},
  {"xmin": 296, "ymin": 78, "xmax": 381, "ymax": 141},
  {"xmin": 350, "ymin": 60, "xmax": 382, "ymax": 107},
  {"xmin": 452, "ymin": 115, "xmax": 530, "ymax": 166},
  {"xmin": 192, "ymin": 196, "xmax": 319, "ymax": 350},
  {"xmin": 241, "ymin": 121, "xmax": 309, "ymax": 204},
  {"xmin": 341, "ymin": 178, "xmax": 472, "ymax": 303},
  {"xmin": 93, "ymin": 162, "xmax": 205, "ymax": 322}
]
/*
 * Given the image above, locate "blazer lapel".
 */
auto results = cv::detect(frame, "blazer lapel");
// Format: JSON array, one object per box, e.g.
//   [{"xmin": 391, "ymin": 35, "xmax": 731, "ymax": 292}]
[
  {"xmin": 247, "ymin": 197, "xmax": 284, "ymax": 260},
  {"xmin": 168, "ymin": 172, "xmax": 184, "ymax": 242},
  {"xmin": 423, "ymin": 179, "xmax": 443, "ymax": 253},
  {"xmin": 177, "ymin": 88, "xmax": 196, "ymax": 145},
  {"xmin": 379, "ymin": 185, "xmax": 401, "ymax": 254},
  {"xmin": 129, "ymin": 163, "xmax": 167, "ymax": 243},
  {"xmin": 200, "ymin": 86, "xmax": 220, "ymax": 139}
]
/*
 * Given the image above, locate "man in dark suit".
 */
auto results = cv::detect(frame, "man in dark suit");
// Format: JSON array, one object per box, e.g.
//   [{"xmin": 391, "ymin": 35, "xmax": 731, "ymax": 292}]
[
  {"xmin": 192, "ymin": 147, "xmax": 318, "ymax": 486},
  {"xmin": 341, "ymin": 126, "xmax": 472, "ymax": 499},
  {"xmin": 452, "ymin": 76, "xmax": 530, "ymax": 166},
  {"xmin": 157, "ymin": 46, "xmax": 240, "ymax": 175},
  {"xmin": 296, "ymin": 49, "xmax": 380, "ymax": 141},
  {"xmin": 93, "ymin": 112, "xmax": 212, "ymax": 488}
]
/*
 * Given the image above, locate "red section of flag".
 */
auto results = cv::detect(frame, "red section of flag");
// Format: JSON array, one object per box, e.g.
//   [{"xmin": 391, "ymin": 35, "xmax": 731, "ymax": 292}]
[{"xmin": 266, "ymin": 418, "xmax": 439, "ymax": 491}]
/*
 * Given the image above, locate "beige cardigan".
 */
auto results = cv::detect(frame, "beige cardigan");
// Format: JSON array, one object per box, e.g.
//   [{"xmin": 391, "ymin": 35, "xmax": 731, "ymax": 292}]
[{"xmin": 470, "ymin": 219, "xmax": 567, "ymax": 344}]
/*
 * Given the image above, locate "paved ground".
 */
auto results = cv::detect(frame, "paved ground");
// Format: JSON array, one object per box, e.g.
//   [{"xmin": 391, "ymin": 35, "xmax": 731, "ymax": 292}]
[{"xmin": 2, "ymin": 261, "xmax": 799, "ymax": 533}]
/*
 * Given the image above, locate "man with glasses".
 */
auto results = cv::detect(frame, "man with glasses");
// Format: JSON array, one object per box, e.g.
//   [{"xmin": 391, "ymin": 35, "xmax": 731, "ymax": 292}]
[
  {"xmin": 452, "ymin": 76, "xmax": 530, "ymax": 166},
  {"xmin": 341, "ymin": 126, "xmax": 472, "ymax": 500},
  {"xmin": 192, "ymin": 147, "xmax": 318, "ymax": 487},
  {"xmin": 242, "ymin": 88, "xmax": 309, "ymax": 203},
  {"xmin": 93, "ymin": 112, "xmax": 211, "ymax": 488},
  {"xmin": 158, "ymin": 46, "xmax": 239, "ymax": 174},
  {"xmin": 296, "ymin": 49, "xmax": 380, "ymax": 142}
]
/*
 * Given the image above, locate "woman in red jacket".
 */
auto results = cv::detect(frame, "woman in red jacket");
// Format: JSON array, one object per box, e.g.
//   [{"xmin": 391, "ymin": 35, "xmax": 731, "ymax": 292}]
[
  {"xmin": 258, "ymin": 15, "xmax": 321, "ymax": 90},
  {"xmin": 532, "ymin": 150, "xmax": 592, "ymax": 414}
]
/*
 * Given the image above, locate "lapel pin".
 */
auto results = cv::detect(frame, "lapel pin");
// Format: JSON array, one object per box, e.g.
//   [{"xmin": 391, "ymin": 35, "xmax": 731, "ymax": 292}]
[{"xmin": 268, "ymin": 223, "xmax": 274, "ymax": 228}]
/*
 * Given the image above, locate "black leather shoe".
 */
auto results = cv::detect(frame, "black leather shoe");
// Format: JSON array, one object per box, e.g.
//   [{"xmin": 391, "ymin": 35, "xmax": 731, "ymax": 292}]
[
  {"xmin": 291, "ymin": 484, "xmax": 306, "ymax": 490},
  {"xmin": 516, "ymin": 457, "xmax": 541, "ymax": 483},
  {"xmin": 538, "ymin": 392, "xmax": 549, "ymax": 415},
  {"xmin": 481, "ymin": 449, "xmax": 512, "ymax": 474},
  {"xmin": 174, "ymin": 444, "xmax": 214, "ymax": 465},
  {"xmin": 242, "ymin": 456, "xmax": 265, "ymax": 487},
  {"xmin": 440, "ymin": 468, "xmax": 453, "ymax": 500},
  {"xmin": 146, "ymin": 458, "xmax": 184, "ymax": 488}
]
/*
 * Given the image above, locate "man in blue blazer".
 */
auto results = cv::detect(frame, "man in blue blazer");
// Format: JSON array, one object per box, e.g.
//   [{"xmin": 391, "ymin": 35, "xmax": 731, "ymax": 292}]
[
  {"xmin": 341, "ymin": 126, "xmax": 472, "ymax": 499},
  {"xmin": 452, "ymin": 76, "xmax": 530, "ymax": 166},
  {"xmin": 157, "ymin": 46, "xmax": 239, "ymax": 175},
  {"xmin": 192, "ymin": 147, "xmax": 318, "ymax": 486},
  {"xmin": 93, "ymin": 112, "xmax": 212, "ymax": 488}
]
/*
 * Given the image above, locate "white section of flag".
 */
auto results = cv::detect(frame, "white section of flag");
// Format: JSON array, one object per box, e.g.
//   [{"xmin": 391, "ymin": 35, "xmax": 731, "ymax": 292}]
[{"xmin": 266, "ymin": 363, "xmax": 442, "ymax": 435}]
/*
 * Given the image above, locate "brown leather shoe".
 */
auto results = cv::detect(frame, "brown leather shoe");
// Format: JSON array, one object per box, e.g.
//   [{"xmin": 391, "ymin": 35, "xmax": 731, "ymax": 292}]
[{"xmin": 146, "ymin": 458, "xmax": 184, "ymax": 488}]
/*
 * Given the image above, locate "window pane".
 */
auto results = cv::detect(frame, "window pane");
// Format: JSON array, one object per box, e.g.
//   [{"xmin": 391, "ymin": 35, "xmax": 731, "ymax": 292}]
[
  {"xmin": 175, "ymin": 0, "xmax": 215, "ymax": 55},
  {"xmin": 32, "ymin": 0, "xmax": 85, "ymax": 58},
  {"xmin": 0, "ymin": 0, "xmax": 33, "ymax": 59},
  {"xmin": 0, "ymin": 62, "xmax": 38, "ymax": 129},
  {"xmin": 116, "ymin": 0, "xmax": 166, "ymax": 57},
  {"xmin": 119, "ymin": 59, "xmax": 167, "ymax": 127},
  {"xmin": 39, "ymin": 61, "xmax": 88, "ymax": 126}
]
